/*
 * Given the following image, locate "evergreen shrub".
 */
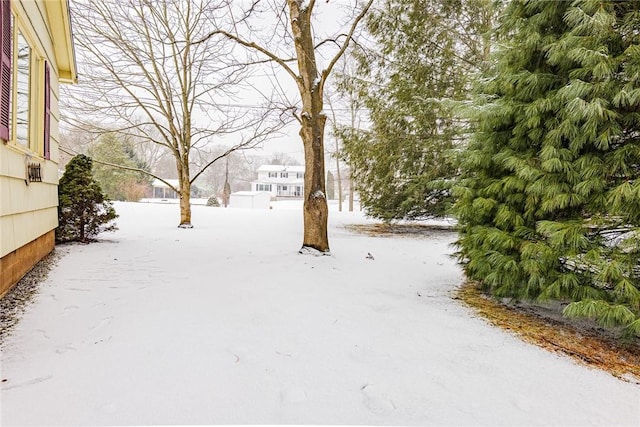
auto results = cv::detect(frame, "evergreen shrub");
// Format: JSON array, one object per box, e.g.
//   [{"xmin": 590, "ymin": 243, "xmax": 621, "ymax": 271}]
[
  {"xmin": 455, "ymin": 0, "xmax": 640, "ymax": 338},
  {"xmin": 207, "ymin": 196, "xmax": 220, "ymax": 207},
  {"xmin": 57, "ymin": 154, "xmax": 118, "ymax": 243}
]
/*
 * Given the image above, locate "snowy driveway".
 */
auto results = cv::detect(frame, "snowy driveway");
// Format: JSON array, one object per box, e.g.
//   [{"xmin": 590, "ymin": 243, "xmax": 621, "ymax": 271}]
[{"xmin": 1, "ymin": 201, "xmax": 639, "ymax": 426}]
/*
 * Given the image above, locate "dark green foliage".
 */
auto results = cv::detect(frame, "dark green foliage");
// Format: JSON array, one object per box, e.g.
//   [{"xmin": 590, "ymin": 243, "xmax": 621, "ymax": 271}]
[
  {"xmin": 89, "ymin": 133, "xmax": 152, "ymax": 201},
  {"xmin": 339, "ymin": 0, "xmax": 495, "ymax": 221},
  {"xmin": 455, "ymin": 0, "xmax": 640, "ymax": 337},
  {"xmin": 57, "ymin": 154, "xmax": 118, "ymax": 243}
]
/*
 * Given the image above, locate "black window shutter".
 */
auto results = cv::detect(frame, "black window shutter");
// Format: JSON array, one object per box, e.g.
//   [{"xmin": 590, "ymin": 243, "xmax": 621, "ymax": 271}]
[
  {"xmin": 0, "ymin": 0, "xmax": 11, "ymax": 141},
  {"xmin": 44, "ymin": 60, "xmax": 50, "ymax": 159}
]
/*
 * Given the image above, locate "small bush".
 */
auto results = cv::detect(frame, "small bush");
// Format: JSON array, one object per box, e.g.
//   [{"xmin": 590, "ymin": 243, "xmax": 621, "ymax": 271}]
[
  {"xmin": 206, "ymin": 196, "xmax": 220, "ymax": 207},
  {"xmin": 57, "ymin": 154, "xmax": 118, "ymax": 243}
]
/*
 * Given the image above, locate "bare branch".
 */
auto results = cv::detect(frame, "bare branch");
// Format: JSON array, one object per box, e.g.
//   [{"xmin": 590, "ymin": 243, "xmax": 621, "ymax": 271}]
[
  {"xmin": 319, "ymin": 0, "xmax": 374, "ymax": 96},
  {"xmin": 197, "ymin": 29, "xmax": 300, "ymax": 83}
]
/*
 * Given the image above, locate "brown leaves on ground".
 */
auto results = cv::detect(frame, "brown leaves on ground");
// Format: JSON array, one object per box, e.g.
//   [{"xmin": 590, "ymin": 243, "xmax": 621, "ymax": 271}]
[
  {"xmin": 457, "ymin": 282, "xmax": 640, "ymax": 384},
  {"xmin": 344, "ymin": 223, "xmax": 454, "ymax": 237}
]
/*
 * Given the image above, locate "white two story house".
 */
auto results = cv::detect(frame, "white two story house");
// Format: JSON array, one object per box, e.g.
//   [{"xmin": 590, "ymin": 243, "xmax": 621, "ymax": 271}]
[{"xmin": 251, "ymin": 164, "xmax": 304, "ymax": 198}]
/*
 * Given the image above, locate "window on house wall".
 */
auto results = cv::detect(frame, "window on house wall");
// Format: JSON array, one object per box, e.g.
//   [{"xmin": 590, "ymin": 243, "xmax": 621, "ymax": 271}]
[
  {"xmin": 268, "ymin": 172, "xmax": 277, "ymax": 178},
  {"xmin": 280, "ymin": 172, "xmax": 288, "ymax": 178},
  {"xmin": 0, "ymin": 3, "xmax": 50, "ymax": 158},
  {"xmin": 257, "ymin": 183, "xmax": 272, "ymax": 192},
  {"xmin": 297, "ymin": 172, "xmax": 304, "ymax": 179},
  {"xmin": 14, "ymin": 28, "xmax": 28, "ymax": 146},
  {"xmin": 43, "ymin": 61, "xmax": 50, "ymax": 159}
]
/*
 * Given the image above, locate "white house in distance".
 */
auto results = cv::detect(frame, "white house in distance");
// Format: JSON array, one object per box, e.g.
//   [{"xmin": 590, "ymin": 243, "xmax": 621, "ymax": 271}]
[{"xmin": 251, "ymin": 164, "xmax": 304, "ymax": 198}]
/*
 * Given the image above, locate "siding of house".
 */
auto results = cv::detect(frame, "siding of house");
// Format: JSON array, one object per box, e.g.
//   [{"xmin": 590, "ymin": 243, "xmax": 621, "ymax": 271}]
[{"xmin": 0, "ymin": 0, "xmax": 75, "ymax": 297}]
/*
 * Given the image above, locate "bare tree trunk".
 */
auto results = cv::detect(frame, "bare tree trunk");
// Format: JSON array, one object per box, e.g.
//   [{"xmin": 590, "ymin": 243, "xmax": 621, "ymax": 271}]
[
  {"xmin": 325, "ymin": 95, "xmax": 343, "ymax": 212},
  {"xmin": 178, "ymin": 158, "xmax": 193, "ymax": 228},
  {"xmin": 289, "ymin": 2, "xmax": 329, "ymax": 252},
  {"xmin": 349, "ymin": 176, "xmax": 354, "ymax": 212},
  {"xmin": 222, "ymin": 158, "xmax": 231, "ymax": 208},
  {"xmin": 335, "ymin": 147, "xmax": 343, "ymax": 212},
  {"xmin": 300, "ymin": 113, "xmax": 329, "ymax": 251}
]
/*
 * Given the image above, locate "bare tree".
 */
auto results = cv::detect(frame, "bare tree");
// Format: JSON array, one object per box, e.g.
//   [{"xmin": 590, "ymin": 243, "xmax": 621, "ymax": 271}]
[
  {"xmin": 201, "ymin": 0, "xmax": 374, "ymax": 252},
  {"xmin": 331, "ymin": 57, "xmax": 368, "ymax": 213},
  {"xmin": 64, "ymin": 0, "xmax": 283, "ymax": 227},
  {"xmin": 325, "ymin": 95, "xmax": 344, "ymax": 211}
]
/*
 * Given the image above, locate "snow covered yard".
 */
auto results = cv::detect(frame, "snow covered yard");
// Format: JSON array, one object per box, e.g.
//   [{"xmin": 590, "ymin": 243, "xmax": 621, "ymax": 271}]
[{"xmin": 1, "ymin": 201, "xmax": 639, "ymax": 426}]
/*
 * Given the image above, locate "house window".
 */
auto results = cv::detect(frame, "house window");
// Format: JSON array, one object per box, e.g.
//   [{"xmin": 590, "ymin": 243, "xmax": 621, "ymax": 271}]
[
  {"xmin": 281, "ymin": 185, "xmax": 287, "ymax": 191},
  {"xmin": 280, "ymin": 172, "xmax": 288, "ymax": 178},
  {"xmin": 256, "ymin": 183, "xmax": 271, "ymax": 191},
  {"xmin": 14, "ymin": 28, "xmax": 29, "ymax": 146},
  {"xmin": 268, "ymin": 172, "xmax": 277, "ymax": 178},
  {"xmin": 0, "ymin": 4, "xmax": 50, "ymax": 158},
  {"xmin": 297, "ymin": 172, "xmax": 304, "ymax": 179},
  {"xmin": 43, "ymin": 61, "xmax": 50, "ymax": 159}
]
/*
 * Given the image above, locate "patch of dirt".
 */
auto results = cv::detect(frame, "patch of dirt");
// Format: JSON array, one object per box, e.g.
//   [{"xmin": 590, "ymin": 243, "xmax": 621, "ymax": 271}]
[
  {"xmin": 344, "ymin": 223, "xmax": 455, "ymax": 238},
  {"xmin": 457, "ymin": 281, "xmax": 640, "ymax": 384}
]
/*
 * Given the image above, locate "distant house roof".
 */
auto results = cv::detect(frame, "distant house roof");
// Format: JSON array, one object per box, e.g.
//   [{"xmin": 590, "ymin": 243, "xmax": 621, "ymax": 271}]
[
  {"xmin": 152, "ymin": 179, "xmax": 179, "ymax": 189},
  {"xmin": 232, "ymin": 191, "xmax": 263, "ymax": 196},
  {"xmin": 257, "ymin": 164, "xmax": 305, "ymax": 173}
]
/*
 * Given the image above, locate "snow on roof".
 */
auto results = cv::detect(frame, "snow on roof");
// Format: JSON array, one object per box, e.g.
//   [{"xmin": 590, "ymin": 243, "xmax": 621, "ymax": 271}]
[
  {"xmin": 252, "ymin": 179, "xmax": 304, "ymax": 185},
  {"xmin": 152, "ymin": 179, "xmax": 179, "ymax": 188},
  {"xmin": 231, "ymin": 191, "xmax": 269, "ymax": 196},
  {"xmin": 257, "ymin": 164, "xmax": 305, "ymax": 173}
]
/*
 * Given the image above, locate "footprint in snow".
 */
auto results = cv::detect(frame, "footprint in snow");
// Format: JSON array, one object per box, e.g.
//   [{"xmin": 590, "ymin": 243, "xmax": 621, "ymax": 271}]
[
  {"xmin": 2, "ymin": 375, "xmax": 53, "ymax": 391},
  {"xmin": 361, "ymin": 384, "xmax": 396, "ymax": 415},
  {"xmin": 89, "ymin": 317, "xmax": 113, "ymax": 331},
  {"xmin": 55, "ymin": 344, "xmax": 77, "ymax": 354},
  {"xmin": 63, "ymin": 305, "xmax": 79, "ymax": 315}
]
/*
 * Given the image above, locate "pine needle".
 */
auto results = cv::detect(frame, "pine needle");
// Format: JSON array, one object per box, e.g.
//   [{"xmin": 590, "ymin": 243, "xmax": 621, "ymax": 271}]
[{"xmin": 457, "ymin": 281, "xmax": 640, "ymax": 384}]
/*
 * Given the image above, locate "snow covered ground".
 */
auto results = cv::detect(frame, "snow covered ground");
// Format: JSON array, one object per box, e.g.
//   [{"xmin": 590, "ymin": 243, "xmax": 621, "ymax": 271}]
[{"xmin": 1, "ymin": 200, "xmax": 638, "ymax": 426}]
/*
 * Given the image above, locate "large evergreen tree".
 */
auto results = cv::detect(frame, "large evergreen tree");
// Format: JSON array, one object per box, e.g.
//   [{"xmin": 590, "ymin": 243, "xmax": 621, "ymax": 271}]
[
  {"xmin": 455, "ymin": 0, "xmax": 640, "ymax": 337},
  {"xmin": 340, "ymin": 0, "xmax": 494, "ymax": 221}
]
